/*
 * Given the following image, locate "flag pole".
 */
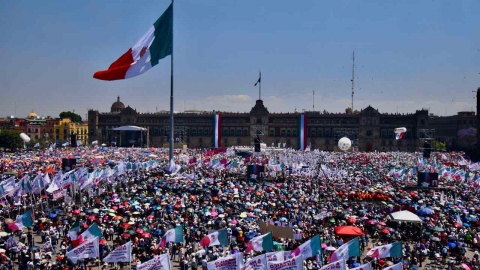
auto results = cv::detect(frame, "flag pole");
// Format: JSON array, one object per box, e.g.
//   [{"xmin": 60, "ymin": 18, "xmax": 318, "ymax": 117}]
[
  {"xmin": 259, "ymin": 71, "xmax": 261, "ymax": 100},
  {"xmin": 169, "ymin": 0, "xmax": 174, "ymax": 162}
]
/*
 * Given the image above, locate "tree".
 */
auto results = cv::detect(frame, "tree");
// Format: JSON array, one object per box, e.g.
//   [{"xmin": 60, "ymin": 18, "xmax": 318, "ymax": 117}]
[
  {"xmin": 353, "ymin": 110, "xmax": 360, "ymax": 114},
  {"xmin": 59, "ymin": 111, "xmax": 82, "ymax": 123},
  {"xmin": 322, "ymin": 109, "xmax": 329, "ymax": 115},
  {"xmin": 432, "ymin": 140, "xmax": 447, "ymax": 151},
  {"xmin": 27, "ymin": 137, "xmax": 50, "ymax": 149},
  {"xmin": 0, "ymin": 129, "xmax": 23, "ymax": 150},
  {"xmin": 345, "ymin": 107, "xmax": 352, "ymax": 114}
]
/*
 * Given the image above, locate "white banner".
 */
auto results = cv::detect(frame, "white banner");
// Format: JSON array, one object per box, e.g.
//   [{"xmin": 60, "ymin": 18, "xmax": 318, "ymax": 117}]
[
  {"xmin": 53, "ymin": 189, "xmax": 64, "ymax": 200},
  {"xmin": 207, "ymin": 252, "xmax": 243, "ymax": 270},
  {"xmin": 267, "ymin": 256, "xmax": 303, "ymax": 270},
  {"xmin": 103, "ymin": 242, "xmax": 131, "ymax": 263},
  {"xmin": 241, "ymin": 254, "xmax": 266, "ymax": 270},
  {"xmin": 319, "ymin": 260, "xmax": 346, "ymax": 270},
  {"xmin": 136, "ymin": 253, "xmax": 170, "ymax": 270},
  {"xmin": 349, "ymin": 262, "xmax": 371, "ymax": 270},
  {"xmin": 66, "ymin": 236, "xmax": 99, "ymax": 264},
  {"xmin": 266, "ymin": 251, "xmax": 286, "ymax": 262},
  {"xmin": 64, "ymin": 196, "xmax": 72, "ymax": 204}
]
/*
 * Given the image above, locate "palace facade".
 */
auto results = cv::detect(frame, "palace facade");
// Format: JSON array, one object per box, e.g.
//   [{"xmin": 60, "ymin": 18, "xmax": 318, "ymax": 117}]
[{"xmin": 87, "ymin": 96, "xmax": 457, "ymax": 152}]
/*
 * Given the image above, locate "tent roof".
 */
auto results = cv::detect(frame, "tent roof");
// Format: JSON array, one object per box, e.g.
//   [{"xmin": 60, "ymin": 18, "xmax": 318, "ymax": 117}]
[
  {"xmin": 113, "ymin": 126, "xmax": 147, "ymax": 131},
  {"xmin": 334, "ymin": 226, "xmax": 364, "ymax": 236},
  {"xmin": 389, "ymin": 210, "xmax": 423, "ymax": 223}
]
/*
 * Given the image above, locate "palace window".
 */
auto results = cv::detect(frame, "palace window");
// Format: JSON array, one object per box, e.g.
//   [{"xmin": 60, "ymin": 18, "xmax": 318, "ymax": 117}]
[
  {"xmin": 318, "ymin": 129, "xmax": 323, "ymax": 137},
  {"xmin": 236, "ymin": 129, "xmax": 242, "ymax": 136},
  {"xmin": 230, "ymin": 129, "xmax": 235, "ymax": 136},
  {"xmin": 222, "ymin": 128, "xmax": 228, "ymax": 136},
  {"xmin": 198, "ymin": 128, "xmax": 203, "ymax": 136},
  {"xmin": 243, "ymin": 129, "xmax": 248, "ymax": 136},
  {"xmin": 286, "ymin": 130, "xmax": 291, "ymax": 137},
  {"xmin": 310, "ymin": 129, "xmax": 316, "ymax": 137},
  {"xmin": 191, "ymin": 129, "xmax": 197, "ymax": 136},
  {"xmin": 270, "ymin": 129, "xmax": 275, "ymax": 136},
  {"xmin": 281, "ymin": 130, "xmax": 286, "ymax": 137},
  {"xmin": 325, "ymin": 129, "xmax": 331, "ymax": 137},
  {"xmin": 292, "ymin": 129, "xmax": 297, "ymax": 136},
  {"xmin": 366, "ymin": 130, "xmax": 372, "ymax": 136}
]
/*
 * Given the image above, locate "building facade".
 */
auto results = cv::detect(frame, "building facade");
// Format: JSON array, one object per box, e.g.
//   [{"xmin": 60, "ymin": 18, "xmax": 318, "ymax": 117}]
[
  {"xmin": 88, "ymin": 97, "xmax": 446, "ymax": 152},
  {"xmin": 54, "ymin": 118, "xmax": 89, "ymax": 145}
]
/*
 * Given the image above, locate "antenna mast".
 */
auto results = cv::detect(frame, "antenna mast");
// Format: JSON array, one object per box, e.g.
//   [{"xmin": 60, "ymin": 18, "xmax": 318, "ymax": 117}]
[
  {"xmin": 313, "ymin": 89, "xmax": 315, "ymax": 111},
  {"xmin": 351, "ymin": 51, "xmax": 355, "ymax": 112}
]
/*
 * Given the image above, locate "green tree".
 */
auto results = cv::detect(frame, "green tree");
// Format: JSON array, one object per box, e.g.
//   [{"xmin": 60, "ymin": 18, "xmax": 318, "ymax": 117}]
[
  {"xmin": 27, "ymin": 137, "xmax": 50, "ymax": 149},
  {"xmin": 0, "ymin": 129, "xmax": 23, "ymax": 150},
  {"xmin": 432, "ymin": 140, "xmax": 446, "ymax": 151},
  {"xmin": 345, "ymin": 107, "xmax": 353, "ymax": 114},
  {"xmin": 322, "ymin": 109, "xmax": 329, "ymax": 115},
  {"xmin": 59, "ymin": 111, "xmax": 82, "ymax": 123}
]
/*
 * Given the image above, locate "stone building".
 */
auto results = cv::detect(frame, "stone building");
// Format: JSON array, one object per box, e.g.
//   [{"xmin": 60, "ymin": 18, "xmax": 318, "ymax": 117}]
[{"xmin": 87, "ymin": 97, "xmax": 441, "ymax": 152}]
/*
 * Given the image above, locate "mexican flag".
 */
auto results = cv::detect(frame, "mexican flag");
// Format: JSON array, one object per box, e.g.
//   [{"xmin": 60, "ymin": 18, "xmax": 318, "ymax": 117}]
[
  {"xmin": 72, "ymin": 223, "xmax": 103, "ymax": 248},
  {"xmin": 68, "ymin": 220, "xmax": 81, "ymax": 240},
  {"xmin": 329, "ymin": 237, "xmax": 360, "ymax": 262},
  {"xmin": 366, "ymin": 242, "xmax": 403, "ymax": 258},
  {"xmin": 245, "ymin": 232, "xmax": 273, "ymax": 253},
  {"xmin": 290, "ymin": 235, "xmax": 321, "ymax": 259},
  {"xmin": 9, "ymin": 210, "xmax": 33, "ymax": 231},
  {"xmin": 93, "ymin": 4, "xmax": 172, "ymax": 81},
  {"xmin": 200, "ymin": 229, "xmax": 228, "ymax": 247},
  {"xmin": 160, "ymin": 226, "xmax": 183, "ymax": 247}
]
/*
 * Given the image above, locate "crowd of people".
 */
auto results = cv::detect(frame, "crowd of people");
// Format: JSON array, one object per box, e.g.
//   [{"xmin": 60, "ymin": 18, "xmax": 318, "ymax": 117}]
[{"xmin": 0, "ymin": 146, "xmax": 480, "ymax": 270}]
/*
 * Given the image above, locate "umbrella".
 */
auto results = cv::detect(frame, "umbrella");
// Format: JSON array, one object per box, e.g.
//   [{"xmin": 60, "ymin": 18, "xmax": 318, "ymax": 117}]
[
  {"xmin": 122, "ymin": 233, "xmax": 131, "ymax": 238},
  {"xmin": 321, "ymin": 243, "xmax": 327, "ymax": 249},
  {"xmin": 136, "ymin": 228, "xmax": 144, "ymax": 234},
  {"xmin": 447, "ymin": 242, "xmax": 456, "ymax": 248},
  {"xmin": 431, "ymin": 226, "xmax": 444, "ymax": 232},
  {"xmin": 461, "ymin": 263, "xmax": 471, "ymax": 270},
  {"xmin": 210, "ymin": 212, "xmax": 218, "ymax": 217},
  {"xmin": 87, "ymin": 216, "xmax": 96, "ymax": 221},
  {"xmin": 417, "ymin": 207, "xmax": 435, "ymax": 215},
  {"xmin": 113, "ymin": 216, "xmax": 123, "ymax": 221},
  {"xmin": 121, "ymin": 223, "xmax": 131, "ymax": 229},
  {"xmin": 325, "ymin": 246, "xmax": 337, "ymax": 251},
  {"xmin": 239, "ymin": 212, "xmax": 247, "ymax": 218},
  {"xmin": 141, "ymin": 232, "xmax": 151, "ymax": 238},
  {"xmin": 431, "ymin": 237, "xmax": 440, "ymax": 242},
  {"xmin": 0, "ymin": 232, "xmax": 8, "ymax": 237}
]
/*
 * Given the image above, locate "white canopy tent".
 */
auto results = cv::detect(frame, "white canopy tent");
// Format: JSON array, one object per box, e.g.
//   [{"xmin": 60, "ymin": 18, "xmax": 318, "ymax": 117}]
[
  {"xmin": 113, "ymin": 126, "xmax": 147, "ymax": 131},
  {"xmin": 112, "ymin": 126, "xmax": 148, "ymax": 147},
  {"xmin": 388, "ymin": 210, "xmax": 423, "ymax": 223}
]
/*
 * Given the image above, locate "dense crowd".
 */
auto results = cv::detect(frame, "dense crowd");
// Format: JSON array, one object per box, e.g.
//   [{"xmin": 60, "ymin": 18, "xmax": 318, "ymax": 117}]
[{"xmin": 0, "ymin": 147, "xmax": 479, "ymax": 270}]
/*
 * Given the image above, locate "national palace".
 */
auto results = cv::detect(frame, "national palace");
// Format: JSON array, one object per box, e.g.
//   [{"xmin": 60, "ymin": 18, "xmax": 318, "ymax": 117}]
[{"xmin": 87, "ymin": 91, "xmax": 479, "ymax": 152}]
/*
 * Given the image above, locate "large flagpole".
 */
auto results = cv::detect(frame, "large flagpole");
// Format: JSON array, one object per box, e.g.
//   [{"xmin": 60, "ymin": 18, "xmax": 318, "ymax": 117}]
[{"xmin": 169, "ymin": 0, "xmax": 174, "ymax": 161}]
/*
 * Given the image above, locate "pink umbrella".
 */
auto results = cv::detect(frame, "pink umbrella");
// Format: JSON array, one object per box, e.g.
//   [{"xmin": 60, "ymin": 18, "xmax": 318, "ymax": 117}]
[
  {"xmin": 210, "ymin": 212, "xmax": 218, "ymax": 217},
  {"xmin": 248, "ymin": 213, "xmax": 255, "ymax": 217},
  {"xmin": 73, "ymin": 210, "xmax": 80, "ymax": 215},
  {"xmin": 378, "ymin": 222, "xmax": 386, "ymax": 226},
  {"xmin": 461, "ymin": 263, "xmax": 471, "ymax": 270},
  {"xmin": 321, "ymin": 243, "xmax": 327, "ymax": 249},
  {"xmin": 230, "ymin": 220, "xmax": 238, "ymax": 225}
]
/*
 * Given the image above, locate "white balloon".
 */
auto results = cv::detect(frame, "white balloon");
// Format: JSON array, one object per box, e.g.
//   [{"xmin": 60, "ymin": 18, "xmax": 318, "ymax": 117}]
[
  {"xmin": 19, "ymin": 133, "xmax": 30, "ymax": 143},
  {"xmin": 338, "ymin": 137, "xmax": 352, "ymax": 151}
]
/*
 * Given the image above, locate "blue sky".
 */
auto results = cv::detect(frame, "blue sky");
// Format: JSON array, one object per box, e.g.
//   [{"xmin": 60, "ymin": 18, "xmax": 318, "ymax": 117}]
[{"xmin": 1, "ymin": 0, "xmax": 479, "ymax": 119}]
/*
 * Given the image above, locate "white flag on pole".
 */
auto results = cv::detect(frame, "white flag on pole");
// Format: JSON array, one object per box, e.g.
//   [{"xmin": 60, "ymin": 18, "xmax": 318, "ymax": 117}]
[
  {"xmin": 103, "ymin": 241, "xmax": 132, "ymax": 263},
  {"xmin": 66, "ymin": 236, "xmax": 99, "ymax": 264}
]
